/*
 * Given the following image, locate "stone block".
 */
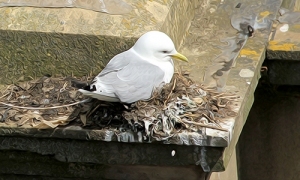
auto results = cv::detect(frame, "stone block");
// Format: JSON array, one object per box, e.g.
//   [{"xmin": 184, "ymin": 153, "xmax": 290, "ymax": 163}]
[{"xmin": 0, "ymin": 0, "xmax": 200, "ymax": 84}]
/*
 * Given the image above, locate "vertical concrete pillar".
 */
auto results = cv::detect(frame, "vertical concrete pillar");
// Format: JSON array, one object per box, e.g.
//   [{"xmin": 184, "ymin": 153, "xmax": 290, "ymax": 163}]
[{"xmin": 210, "ymin": 149, "xmax": 238, "ymax": 180}]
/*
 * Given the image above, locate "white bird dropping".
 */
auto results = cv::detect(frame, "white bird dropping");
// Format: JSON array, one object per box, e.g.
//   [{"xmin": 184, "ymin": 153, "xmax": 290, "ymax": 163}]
[{"xmin": 171, "ymin": 150, "xmax": 176, "ymax": 157}]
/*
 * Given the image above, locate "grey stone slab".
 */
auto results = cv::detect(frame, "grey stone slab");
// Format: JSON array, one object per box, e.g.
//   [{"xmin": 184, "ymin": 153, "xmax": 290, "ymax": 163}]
[
  {"xmin": 0, "ymin": 0, "xmax": 284, "ymax": 173},
  {"xmin": 267, "ymin": 10, "xmax": 300, "ymax": 60},
  {"xmin": 0, "ymin": 136, "xmax": 214, "ymax": 166},
  {"xmin": 178, "ymin": 0, "xmax": 282, "ymax": 169},
  {"xmin": 0, "ymin": 0, "xmax": 199, "ymax": 84}
]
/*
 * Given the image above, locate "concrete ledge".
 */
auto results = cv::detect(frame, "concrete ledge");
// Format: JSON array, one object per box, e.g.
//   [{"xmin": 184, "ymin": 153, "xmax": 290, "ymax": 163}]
[
  {"xmin": 265, "ymin": 3, "xmax": 300, "ymax": 85},
  {"xmin": 0, "ymin": 0, "xmax": 199, "ymax": 84},
  {"xmin": 178, "ymin": 0, "xmax": 282, "ymax": 172},
  {"xmin": 267, "ymin": 2, "xmax": 300, "ymax": 60},
  {"xmin": 0, "ymin": 0, "xmax": 286, "ymax": 178},
  {"xmin": 267, "ymin": 24, "xmax": 300, "ymax": 60},
  {"xmin": 0, "ymin": 136, "xmax": 222, "ymax": 179}
]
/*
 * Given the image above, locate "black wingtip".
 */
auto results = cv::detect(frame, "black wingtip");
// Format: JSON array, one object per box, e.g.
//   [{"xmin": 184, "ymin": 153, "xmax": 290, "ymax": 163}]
[
  {"xmin": 71, "ymin": 79, "xmax": 89, "ymax": 89},
  {"xmin": 81, "ymin": 84, "xmax": 97, "ymax": 91},
  {"xmin": 90, "ymin": 85, "xmax": 97, "ymax": 91}
]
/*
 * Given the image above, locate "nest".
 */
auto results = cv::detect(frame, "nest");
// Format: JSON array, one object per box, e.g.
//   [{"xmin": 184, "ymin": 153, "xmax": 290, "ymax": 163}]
[
  {"xmin": 0, "ymin": 72, "xmax": 238, "ymax": 140},
  {"xmin": 122, "ymin": 72, "xmax": 238, "ymax": 140},
  {"xmin": 0, "ymin": 76, "xmax": 89, "ymax": 128}
]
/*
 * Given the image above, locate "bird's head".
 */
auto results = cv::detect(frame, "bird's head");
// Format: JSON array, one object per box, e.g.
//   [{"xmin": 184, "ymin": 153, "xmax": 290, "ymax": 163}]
[{"xmin": 132, "ymin": 31, "xmax": 188, "ymax": 62}]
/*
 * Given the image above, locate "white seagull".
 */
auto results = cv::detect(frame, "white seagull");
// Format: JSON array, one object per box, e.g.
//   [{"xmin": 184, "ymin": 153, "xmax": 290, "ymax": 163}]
[{"xmin": 79, "ymin": 31, "xmax": 188, "ymax": 103}]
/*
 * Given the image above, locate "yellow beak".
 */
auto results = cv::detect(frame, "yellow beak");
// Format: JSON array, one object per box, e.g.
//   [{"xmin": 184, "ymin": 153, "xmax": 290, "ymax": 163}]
[{"xmin": 171, "ymin": 53, "xmax": 188, "ymax": 62}]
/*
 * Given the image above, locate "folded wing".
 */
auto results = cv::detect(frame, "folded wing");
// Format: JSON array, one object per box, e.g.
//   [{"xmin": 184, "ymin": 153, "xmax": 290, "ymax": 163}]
[{"xmin": 79, "ymin": 50, "xmax": 165, "ymax": 103}]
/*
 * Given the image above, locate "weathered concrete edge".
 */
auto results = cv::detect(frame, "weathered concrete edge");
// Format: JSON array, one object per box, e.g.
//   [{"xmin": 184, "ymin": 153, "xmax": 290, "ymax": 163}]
[
  {"xmin": 0, "ymin": 136, "xmax": 224, "ymax": 168},
  {"xmin": 266, "ymin": 3, "xmax": 300, "ymax": 61},
  {"xmin": 0, "ymin": 124, "xmax": 228, "ymax": 147},
  {"xmin": 219, "ymin": 48, "xmax": 266, "ymax": 170},
  {"xmin": 267, "ymin": 50, "xmax": 300, "ymax": 60}
]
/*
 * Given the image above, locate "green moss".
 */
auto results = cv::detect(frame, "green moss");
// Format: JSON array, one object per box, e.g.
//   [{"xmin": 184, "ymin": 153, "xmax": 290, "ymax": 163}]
[{"xmin": 0, "ymin": 30, "xmax": 136, "ymax": 84}]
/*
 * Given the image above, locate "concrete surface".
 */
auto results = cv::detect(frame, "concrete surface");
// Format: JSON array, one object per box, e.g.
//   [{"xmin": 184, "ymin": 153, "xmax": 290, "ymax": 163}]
[
  {"xmin": 0, "ymin": 0, "xmax": 293, "ymax": 178},
  {"xmin": 0, "ymin": 0, "xmax": 199, "ymax": 84}
]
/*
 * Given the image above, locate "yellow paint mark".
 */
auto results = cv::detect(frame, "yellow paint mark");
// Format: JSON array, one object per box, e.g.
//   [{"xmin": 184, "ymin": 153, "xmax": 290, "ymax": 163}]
[
  {"xmin": 292, "ymin": 24, "xmax": 300, "ymax": 29},
  {"xmin": 260, "ymin": 11, "xmax": 270, "ymax": 17},
  {"xmin": 240, "ymin": 49, "xmax": 259, "ymax": 56},
  {"xmin": 136, "ymin": 2, "xmax": 145, "ymax": 9},
  {"xmin": 257, "ymin": 11, "xmax": 271, "ymax": 22},
  {"xmin": 289, "ymin": 24, "xmax": 300, "ymax": 32},
  {"xmin": 5, "ymin": 8, "xmax": 11, "ymax": 14},
  {"xmin": 268, "ymin": 41, "xmax": 296, "ymax": 51},
  {"xmin": 121, "ymin": 18, "xmax": 131, "ymax": 29}
]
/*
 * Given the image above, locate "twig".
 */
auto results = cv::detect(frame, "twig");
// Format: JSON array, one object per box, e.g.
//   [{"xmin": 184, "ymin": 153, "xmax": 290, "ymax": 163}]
[
  {"xmin": 0, "ymin": 99, "xmax": 89, "ymax": 110},
  {"xmin": 211, "ymin": 93, "xmax": 226, "ymax": 98},
  {"xmin": 180, "ymin": 118, "xmax": 228, "ymax": 132},
  {"xmin": 0, "ymin": 92, "xmax": 10, "ymax": 99},
  {"xmin": 164, "ymin": 78, "xmax": 177, "ymax": 107},
  {"xmin": 0, "ymin": 107, "xmax": 12, "ymax": 122},
  {"xmin": 87, "ymin": 103, "xmax": 101, "ymax": 117},
  {"xmin": 202, "ymin": 113, "xmax": 212, "ymax": 122},
  {"xmin": 217, "ymin": 98, "xmax": 229, "ymax": 108}
]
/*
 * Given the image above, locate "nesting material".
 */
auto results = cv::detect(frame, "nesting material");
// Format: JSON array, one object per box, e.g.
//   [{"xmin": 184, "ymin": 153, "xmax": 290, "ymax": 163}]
[
  {"xmin": 0, "ymin": 76, "xmax": 89, "ymax": 128},
  {"xmin": 0, "ymin": 72, "xmax": 238, "ymax": 141},
  {"xmin": 122, "ymin": 72, "xmax": 238, "ymax": 140}
]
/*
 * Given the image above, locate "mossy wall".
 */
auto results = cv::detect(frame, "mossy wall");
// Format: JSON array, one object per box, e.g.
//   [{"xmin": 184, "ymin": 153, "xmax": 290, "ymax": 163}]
[
  {"xmin": 0, "ymin": 30, "xmax": 135, "ymax": 84},
  {"xmin": 0, "ymin": 0, "xmax": 200, "ymax": 84}
]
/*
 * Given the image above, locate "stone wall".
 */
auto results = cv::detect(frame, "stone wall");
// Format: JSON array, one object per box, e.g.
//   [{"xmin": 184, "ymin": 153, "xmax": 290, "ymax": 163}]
[{"xmin": 0, "ymin": 0, "xmax": 200, "ymax": 84}]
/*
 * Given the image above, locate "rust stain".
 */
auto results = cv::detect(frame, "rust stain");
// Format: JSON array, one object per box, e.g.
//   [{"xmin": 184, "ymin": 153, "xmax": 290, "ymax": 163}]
[
  {"xmin": 268, "ymin": 41, "xmax": 296, "ymax": 51},
  {"xmin": 240, "ymin": 49, "xmax": 259, "ymax": 56}
]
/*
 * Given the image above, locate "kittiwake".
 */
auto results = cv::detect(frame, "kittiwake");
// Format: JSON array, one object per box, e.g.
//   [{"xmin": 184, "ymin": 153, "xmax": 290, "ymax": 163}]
[{"xmin": 79, "ymin": 31, "xmax": 188, "ymax": 103}]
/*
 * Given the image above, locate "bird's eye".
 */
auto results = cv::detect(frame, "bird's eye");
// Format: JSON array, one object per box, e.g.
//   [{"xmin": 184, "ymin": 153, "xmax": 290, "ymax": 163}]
[{"xmin": 162, "ymin": 51, "xmax": 168, "ymax": 53}]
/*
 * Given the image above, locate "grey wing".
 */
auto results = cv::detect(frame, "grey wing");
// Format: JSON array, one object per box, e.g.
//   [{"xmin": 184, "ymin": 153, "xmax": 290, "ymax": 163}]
[
  {"xmin": 97, "ymin": 52, "xmax": 165, "ymax": 103},
  {"xmin": 98, "ymin": 51, "xmax": 131, "ymax": 76}
]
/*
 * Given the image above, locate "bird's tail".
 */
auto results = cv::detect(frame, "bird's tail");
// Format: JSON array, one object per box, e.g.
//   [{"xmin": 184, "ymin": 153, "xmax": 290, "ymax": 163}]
[{"xmin": 78, "ymin": 89, "xmax": 120, "ymax": 102}]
